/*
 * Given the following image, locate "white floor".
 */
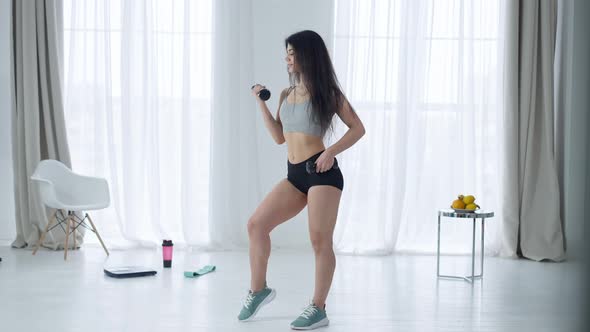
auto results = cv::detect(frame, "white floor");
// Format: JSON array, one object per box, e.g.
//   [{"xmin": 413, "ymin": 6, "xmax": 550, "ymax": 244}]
[{"xmin": 0, "ymin": 246, "xmax": 585, "ymax": 332}]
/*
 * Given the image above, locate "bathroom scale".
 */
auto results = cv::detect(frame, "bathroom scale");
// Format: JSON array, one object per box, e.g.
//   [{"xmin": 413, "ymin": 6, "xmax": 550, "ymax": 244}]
[{"xmin": 104, "ymin": 266, "xmax": 157, "ymax": 278}]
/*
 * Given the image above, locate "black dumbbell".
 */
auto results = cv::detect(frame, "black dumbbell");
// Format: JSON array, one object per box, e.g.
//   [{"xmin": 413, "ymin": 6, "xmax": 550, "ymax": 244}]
[{"xmin": 251, "ymin": 85, "xmax": 271, "ymax": 101}]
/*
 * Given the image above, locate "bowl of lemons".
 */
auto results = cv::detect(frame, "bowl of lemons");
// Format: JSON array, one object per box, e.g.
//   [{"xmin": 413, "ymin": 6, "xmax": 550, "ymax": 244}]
[{"xmin": 451, "ymin": 194, "xmax": 480, "ymax": 213}]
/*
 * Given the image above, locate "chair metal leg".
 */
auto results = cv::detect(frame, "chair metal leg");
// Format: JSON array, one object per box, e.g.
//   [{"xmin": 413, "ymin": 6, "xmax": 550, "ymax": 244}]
[
  {"xmin": 33, "ymin": 210, "xmax": 58, "ymax": 255},
  {"xmin": 87, "ymin": 214, "xmax": 109, "ymax": 256}
]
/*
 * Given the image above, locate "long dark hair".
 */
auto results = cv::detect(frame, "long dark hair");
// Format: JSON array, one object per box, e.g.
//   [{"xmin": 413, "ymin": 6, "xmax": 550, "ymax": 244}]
[{"xmin": 285, "ymin": 30, "xmax": 349, "ymax": 136}]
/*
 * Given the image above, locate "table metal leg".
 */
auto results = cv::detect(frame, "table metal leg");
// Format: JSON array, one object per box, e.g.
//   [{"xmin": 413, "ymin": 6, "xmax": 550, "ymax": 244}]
[
  {"xmin": 437, "ymin": 214, "xmax": 486, "ymax": 283},
  {"xmin": 481, "ymin": 218, "xmax": 485, "ymax": 277},
  {"xmin": 470, "ymin": 217, "xmax": 476, "ymax": 283},
  {"xmin": 437, "ymin": 214, "xmax": 441, "ymax": 277}
]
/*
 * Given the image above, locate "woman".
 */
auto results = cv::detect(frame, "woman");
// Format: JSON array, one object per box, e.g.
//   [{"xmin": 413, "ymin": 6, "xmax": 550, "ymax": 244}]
[{"xmin": 238, "ymin": 30, "xmax": 365, "ymax": 330}]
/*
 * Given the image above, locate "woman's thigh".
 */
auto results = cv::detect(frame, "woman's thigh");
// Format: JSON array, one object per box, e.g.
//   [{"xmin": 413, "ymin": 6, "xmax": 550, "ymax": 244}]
[
  {"xmin": 249, "ymin": 178, "xmax": 308, "ymax": 232},
  {"xmin": 307, "ymin": 185, "xmax": 342, "ymax": 238}
]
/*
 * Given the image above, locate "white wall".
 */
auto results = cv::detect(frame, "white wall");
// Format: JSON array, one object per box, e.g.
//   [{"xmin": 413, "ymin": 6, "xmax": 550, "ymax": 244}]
[
  {"xmin": 575, "ymin": 0, "xmax": 590, "ymax": 321},
  {"xmin": 251, "ymin": 0, "xmax": 335, "ymax": 248},
  {"xmin": 563, "ymin": 0, "xmax": 590, "ymax": 259},
  {"xmin": 0, "ymin": 0, "xmax": 15, "ymax": 243}
]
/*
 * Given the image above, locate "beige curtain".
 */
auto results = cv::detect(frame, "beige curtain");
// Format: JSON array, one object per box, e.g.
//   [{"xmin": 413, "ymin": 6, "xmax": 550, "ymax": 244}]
[
  {"xmin": 501, "ymin": 0, "xmax": 565, "ymax": 261},
  {"xmin": 10, "ymin": 0, "xmax": 79, "ymax": 249}
]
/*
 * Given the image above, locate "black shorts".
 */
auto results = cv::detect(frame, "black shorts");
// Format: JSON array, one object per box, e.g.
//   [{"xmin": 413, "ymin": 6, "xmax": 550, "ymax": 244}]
[{"xmin": 287, "ymin": 151, "xmax": 344, "ymax": 195}]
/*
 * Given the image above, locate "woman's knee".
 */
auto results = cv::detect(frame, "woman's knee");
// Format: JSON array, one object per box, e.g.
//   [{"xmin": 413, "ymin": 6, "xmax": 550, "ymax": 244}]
[
  {"xmin": 247, "ymin": 216, "xmax": 271, "ymax": 236},
  {"xmin": 310, "ymin": 232, "xmax": 333, "ymax": 253}
]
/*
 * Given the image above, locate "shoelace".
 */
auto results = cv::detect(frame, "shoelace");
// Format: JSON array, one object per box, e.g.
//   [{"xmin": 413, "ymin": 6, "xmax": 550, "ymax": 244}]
[
  {"xmin": 243, "ymin": 292, "xmax": 255, "ymax": 309},
  {"xmin": 300, "ymin": 305, "xmax": 318, "ymax": 319}
]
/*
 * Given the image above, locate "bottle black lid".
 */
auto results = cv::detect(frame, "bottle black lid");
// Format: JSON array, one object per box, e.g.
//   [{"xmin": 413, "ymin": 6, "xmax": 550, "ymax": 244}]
[{"xmin": 162, "ymin": 240, "xmax": 173, "ymax": 246}]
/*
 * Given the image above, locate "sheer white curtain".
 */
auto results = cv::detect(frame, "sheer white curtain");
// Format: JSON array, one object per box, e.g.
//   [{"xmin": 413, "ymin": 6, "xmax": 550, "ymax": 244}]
[
  {"xmin": 208, "ymin": 0, "xmax": 262, "ymax": 249},
  {"xmin": 331, "ymin": 0, "xmax": 506, "ymax": 254},
  {"xmin": 62, "ymin": 0, "xmax": 508, "ymax": 254},
  {"xmin": 63, "ymin": 0, "xmax": 212, "ymax": 248}
]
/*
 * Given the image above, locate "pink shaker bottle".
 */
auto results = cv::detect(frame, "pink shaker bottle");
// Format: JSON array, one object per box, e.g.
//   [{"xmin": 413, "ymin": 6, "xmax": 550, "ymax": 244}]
[{"xmin": 162, "ymin": 240, "xmax": 173, "ymax": 268}]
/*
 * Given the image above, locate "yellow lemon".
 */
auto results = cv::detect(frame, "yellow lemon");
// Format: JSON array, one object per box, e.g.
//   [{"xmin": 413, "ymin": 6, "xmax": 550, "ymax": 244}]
[
  {"xmin": 451, "ymin": 199, "xmax": 466, "ymax": 209},
  {"xmin": 465, "ymin": 203, "xmax": 477, "ymax": 210},
  {"xmin": 463, "ymin": 195, "xmax": 475, "ymax": 205}
]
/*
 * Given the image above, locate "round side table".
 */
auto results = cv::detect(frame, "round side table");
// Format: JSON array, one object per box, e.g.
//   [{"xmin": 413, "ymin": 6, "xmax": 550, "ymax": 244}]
[{"xmin": 437, "ymin": 209, "xmax": 495, "ymax": 283}]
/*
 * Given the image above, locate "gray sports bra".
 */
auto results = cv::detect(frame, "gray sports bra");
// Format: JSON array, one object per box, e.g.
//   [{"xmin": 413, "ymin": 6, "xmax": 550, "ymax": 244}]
[{"xmin": 280, "ymin": 99, "xmax": 323, "ymax": 137}]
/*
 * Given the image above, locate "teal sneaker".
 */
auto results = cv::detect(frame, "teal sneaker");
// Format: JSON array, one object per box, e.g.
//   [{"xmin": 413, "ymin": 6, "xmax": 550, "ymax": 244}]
[
  {"xmin": 290, "ymin": 303, "xmax": 329, "ymax": 330},
  {"xmin": 237, "ymin": 286, "xmax": 276, "ymax": 321}
]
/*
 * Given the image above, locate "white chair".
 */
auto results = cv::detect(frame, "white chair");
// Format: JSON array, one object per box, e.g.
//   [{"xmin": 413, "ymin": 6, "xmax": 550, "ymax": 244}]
[{"xmin": 30, "ymin": 159, "xmax": 110, "ymax": 260}]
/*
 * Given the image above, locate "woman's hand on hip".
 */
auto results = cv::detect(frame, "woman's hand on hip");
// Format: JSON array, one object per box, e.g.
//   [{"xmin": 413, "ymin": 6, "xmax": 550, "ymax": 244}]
[{"xmin": 315, "ymin": 150, "xmax": 335, "ymax": 173}]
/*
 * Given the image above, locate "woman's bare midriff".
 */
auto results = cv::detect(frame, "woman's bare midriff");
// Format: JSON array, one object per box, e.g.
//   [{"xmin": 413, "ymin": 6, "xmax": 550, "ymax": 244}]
[{"xmin": 284, "ymin": 132, "xmax": 325, "ymax": 164}]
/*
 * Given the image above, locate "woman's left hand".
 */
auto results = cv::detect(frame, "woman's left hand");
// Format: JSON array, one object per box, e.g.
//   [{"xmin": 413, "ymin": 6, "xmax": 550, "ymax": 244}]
[{"xmin": 314, "ymin": 150, "xmax": 335, "ymax": 173}]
